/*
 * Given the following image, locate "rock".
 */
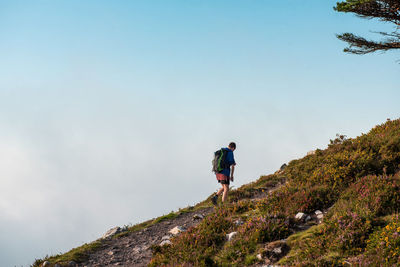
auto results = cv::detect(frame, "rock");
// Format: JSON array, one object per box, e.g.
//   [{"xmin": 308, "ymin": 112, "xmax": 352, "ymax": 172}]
[
  {"xmin": 315, "ymin": 210, "xmax": 324, "ymax": 222},
  {"xmin": 226, "ymin": 231, "xmax": 237, "ymax": 241},
  {"xmin": 273, "ymin": 247, "xmax": 282, "ymax": 254},
  {"xmin": 295, "ymin": 212, "xmax": 307, "ymax": 221},
  {"xmin": 307, "ymin": 150, "xmax": 316, "ymax": 156},
  {"xmin": 54, "ymin": 264, "xmax": 62, "ymax": 267},
  {"xmin": 102, "ymin": 227, "xmax": 122, "ymax": 239},
  {"xmin": 280, "ymin": 163, "xmax": 287, "ymax": 171},
  {"xmin": 107, "ymin": 251, "xmax": 114, "ymax": 256},
  {"xmin": 68, "ymin": 261, "xmax": 77, "ymax": 267},
  {"xmin": 42, "ymin": 262, "xmax": 50, "ymax": 267},
  {"xmin": 305, "ymin": 215, "xmax": 312, "ymax": 222},
  {"xmin": 193, "ymin": 214, "xmax": 204, "ymax": 220},
  {"xmin": 161, "ymin": 235, "xmax": 171, "ymax": 241},
  {"xmin": 257, "ymin": 253, "xmax": 263, "ymax": 260},
  {"xmin": 132, "ymin": 247, "xmax": 141, "ymax": 253},
  {"xmin": 234, "ymin": 219, "xmax": 244, "ymax": 226},
  {"xmin": 169, "ymin": 226, "xmax": 185, "ymax": 235},
  {"xmin": 160, "ymin": 240, "xmax": 172, "ymax": 246},
  {"xmin": 262, "ymin": 240, "xmax": 289, "ymax": 262},
  {"xmin": 315, "ymin": 210, "xmax": 323, "ymax": 215}
]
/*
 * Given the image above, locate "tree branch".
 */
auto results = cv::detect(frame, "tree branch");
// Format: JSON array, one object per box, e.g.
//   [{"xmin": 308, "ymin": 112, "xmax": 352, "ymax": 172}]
[{"xmin": 337, "ymin": 32, "xmax": 400, "ymax": 54}]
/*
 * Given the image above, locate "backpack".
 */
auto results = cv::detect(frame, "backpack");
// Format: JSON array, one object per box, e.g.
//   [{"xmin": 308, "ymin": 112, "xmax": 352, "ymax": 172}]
[{"xmin": 212, "ymin": 148, "xmax": 229, "ymax": 173}]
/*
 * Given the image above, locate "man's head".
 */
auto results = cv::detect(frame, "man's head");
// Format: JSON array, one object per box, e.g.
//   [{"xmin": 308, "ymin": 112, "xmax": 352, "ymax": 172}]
[{"xmin": 228, "ymin": 142, "xmax": 236, "ymax": 151}]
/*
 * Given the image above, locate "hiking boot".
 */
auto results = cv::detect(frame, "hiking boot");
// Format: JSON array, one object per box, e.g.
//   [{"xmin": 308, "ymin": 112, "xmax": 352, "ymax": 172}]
[{"xmin": 211, "ymin": 195, "xmax": 218, "ymax": 205}]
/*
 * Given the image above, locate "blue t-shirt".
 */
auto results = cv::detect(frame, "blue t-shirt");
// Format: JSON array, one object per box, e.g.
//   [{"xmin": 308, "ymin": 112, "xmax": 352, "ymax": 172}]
[{"xmin": 220, "ymin": 147, "xmax": 235, "ymax": 177}]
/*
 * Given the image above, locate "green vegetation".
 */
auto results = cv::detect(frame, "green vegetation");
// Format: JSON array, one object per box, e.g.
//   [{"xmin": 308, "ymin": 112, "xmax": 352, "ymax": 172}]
[
  {"xmin": 34, "ymin": 119, "xmax": 400, "ymax": 266},
  {"xmin": 32, "ymin": 241, "xmax": 103, "ymax": 267},
  {"xmin": 151, "ymin": 119, "xmax": 400, "ymax": 266}
]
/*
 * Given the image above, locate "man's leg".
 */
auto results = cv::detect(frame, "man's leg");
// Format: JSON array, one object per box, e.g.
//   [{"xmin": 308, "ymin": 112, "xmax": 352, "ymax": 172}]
[
  {"xmin": 222, "ymin": 184, "xmax": 229, "ymax": 202},
  {"xmin": 216, "ymin": 186, "xmax": 224, "ymax": 196}
]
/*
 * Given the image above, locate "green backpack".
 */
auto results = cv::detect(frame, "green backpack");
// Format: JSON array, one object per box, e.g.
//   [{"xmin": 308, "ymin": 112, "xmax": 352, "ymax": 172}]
[{"xmin": 212, "ymin": 149, "xmax": 229, "ymax": 173}]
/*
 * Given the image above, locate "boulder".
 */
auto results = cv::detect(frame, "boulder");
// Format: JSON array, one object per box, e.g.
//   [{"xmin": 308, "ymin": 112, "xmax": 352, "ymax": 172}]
[
  {"xmin": 295, "ymin": 212, "xmax": 307, "ymax": 221},
  {"xmin": 280, "ymin": 163, "xmax": 287, "ymax": 171},
  {"xmin": 226, "ymin": 231, "xmax": 237, "ymax": 241},
  {"xmin": 161, "ymin": 235, "xmax": 171, "ymax": 241},
  {"xmin": 262, "ymin": 240, "xmax": 289, "ymax": 263},
  {"xmin": 307, "ymin": 150, "xmax": 316, "ymax": 156},
  {"xmin": 160, "ymin": 240, "xmax": 172, "ymax": 246},
  {"xmin": 193, "ymin": 214, "xmax": 204, "ymax": 220},
  {"xmin": 102, "ymin": 227, "xmax": 122, "ymax": 239},
  {"xmin": 169, "ymin": 226, "xmax": 185, "ymax": 235}
]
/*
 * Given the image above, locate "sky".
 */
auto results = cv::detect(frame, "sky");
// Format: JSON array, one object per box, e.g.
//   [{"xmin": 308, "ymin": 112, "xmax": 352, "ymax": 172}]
[{"xmin": 0, "ymin": 0, "xmax": 399, "ymax": 266}]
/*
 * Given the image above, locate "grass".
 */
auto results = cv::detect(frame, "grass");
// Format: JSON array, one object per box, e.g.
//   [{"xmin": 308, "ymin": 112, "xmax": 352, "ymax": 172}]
[
  {"xmin": 32, "ymin": 193, "xmax": 218, "ymax": 266},
  {"xmin": 33, "ymin": 119, "xmax": 400, "ymax": 266},
  {"xmin": 32, "ymin": 241, "xmax": 103, "ymax": 267}
]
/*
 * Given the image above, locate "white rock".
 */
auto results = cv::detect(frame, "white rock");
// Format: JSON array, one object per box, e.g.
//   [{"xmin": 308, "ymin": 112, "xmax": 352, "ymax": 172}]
[
  {"xmin": 169, "ymin": 226, "xmax": 185, "ymax": 235},
  {"xmin": 161, "ymin": 235, "xmax": 171, "ymax": 241},
  {"xmin": 132, "ymin": 247, "xmax": 141, "ymax": 253},
  {"xmin": 234, "ymin": 219, "xmax": 244, "ymax": 226},
  {"xmin": 273, "ymin": 247, "xmax": 282, "ymax": 254},
  {"xmin": 307, "ymin": 150, "xmax": 316, "ymax": 156},
  {"xmin": 42, "ymin": 262, "xmax": 50, "ymax": 267},
  {"xmin": 102, "ymin": 227, "xmax": 121, "ymax": 239},
  {"xmin": 107, "ymin": 251, "xmax": 114, "ymax": 256},
  {"xmin": 295, "ymin": 212, "xmax": 307, "ymax": 221},
  {"xmin": 257, "ymin": 253, "xmax": 263, "ymax": 260},
  {"xmin": 193, "ymin": 214, "xmax": 204, "ymax": 220},
  {"xmin": 226, "ymin": 231, "xmax": 237, "ymax": 241},
  {"xmin": 160, "ymin": 240, "xmax": 172, "ymax": 246},
  {"xmin": 315, "ymin": 210, "xmax": 324, "ymax": 220}
]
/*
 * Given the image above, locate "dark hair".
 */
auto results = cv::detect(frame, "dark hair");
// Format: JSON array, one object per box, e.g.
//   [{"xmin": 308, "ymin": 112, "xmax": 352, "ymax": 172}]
[{"xmin": 229, "ymin": 142, "xmax": 236, "ymax": 149}]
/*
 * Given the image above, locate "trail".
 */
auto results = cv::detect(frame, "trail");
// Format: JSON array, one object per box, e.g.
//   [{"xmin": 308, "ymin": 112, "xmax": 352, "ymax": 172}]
[{"xmin": 77, "ymin": 181, "xmax": 286, "ymax": 267}]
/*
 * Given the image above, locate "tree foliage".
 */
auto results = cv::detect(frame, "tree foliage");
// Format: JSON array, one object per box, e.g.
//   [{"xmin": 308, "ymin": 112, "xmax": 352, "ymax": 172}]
[{"xmin": 334, "ymin": 0, "xmax": 400, "ymax": 54}]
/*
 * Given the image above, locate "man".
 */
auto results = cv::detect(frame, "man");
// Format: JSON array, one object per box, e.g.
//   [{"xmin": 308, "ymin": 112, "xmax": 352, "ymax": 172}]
[{"xmin": 212, "ymin": 142, "xmax": 236, "ymax": 205}]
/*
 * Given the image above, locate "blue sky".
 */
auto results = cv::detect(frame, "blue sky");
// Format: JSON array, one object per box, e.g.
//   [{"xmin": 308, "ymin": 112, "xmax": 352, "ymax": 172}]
[{"xmin": 0, "ymin": 1, "xmax": 399, "ymax": 266}]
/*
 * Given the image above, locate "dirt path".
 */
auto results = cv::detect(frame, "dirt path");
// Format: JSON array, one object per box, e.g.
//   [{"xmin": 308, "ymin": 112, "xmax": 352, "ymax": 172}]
[{"xmin": 78, "ymin": 182, "xmax": 285, "ymax": 267}]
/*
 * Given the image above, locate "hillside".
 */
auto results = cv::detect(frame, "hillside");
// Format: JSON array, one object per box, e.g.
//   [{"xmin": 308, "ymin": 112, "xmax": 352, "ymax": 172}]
[{"xmin": 34, "ymin": 119, "xmax": 400, "ymax": 266}]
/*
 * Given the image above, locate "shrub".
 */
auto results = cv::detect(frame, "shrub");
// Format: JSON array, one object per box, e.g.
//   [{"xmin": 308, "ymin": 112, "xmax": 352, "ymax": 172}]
[
  {"xmin": 257, "ymin": 183, "xmax": 337, "ymax": 217},
  {"xmin": 216, "ymin": 215, "xmax": 292, "ymax": 266},
  {"xmin": 349, "ymin": 215, "xmax": 400, "ymax": 265},
  {"xmin": 336, "ymin": 173, "xmax": 400, "ymax": 217},
  {"xmin": 149, "ymin": 207, "xmax": 235, "ymax": 266}
]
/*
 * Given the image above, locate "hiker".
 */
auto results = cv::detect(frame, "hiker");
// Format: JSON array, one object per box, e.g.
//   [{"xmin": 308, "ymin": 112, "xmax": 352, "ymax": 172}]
[{"xmin": 212, "ymin": 142, "xmax": 236, "ymax": 205}]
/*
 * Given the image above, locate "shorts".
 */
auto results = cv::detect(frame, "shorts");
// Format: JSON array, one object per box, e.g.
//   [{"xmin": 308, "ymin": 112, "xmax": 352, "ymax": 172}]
[{"xmin": 216, "ymin": 173, "xmax": 230, "ymax": 185}]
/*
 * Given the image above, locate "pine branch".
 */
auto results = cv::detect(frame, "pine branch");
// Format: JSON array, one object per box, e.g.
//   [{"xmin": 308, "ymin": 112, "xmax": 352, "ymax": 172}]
[
  {"xmin": 335, "ymin": 0, "xmax": 400, "ymax": 25},
  {"xmin": 337, "ymin": 32, "xmax": 400, "ymax": 54}
]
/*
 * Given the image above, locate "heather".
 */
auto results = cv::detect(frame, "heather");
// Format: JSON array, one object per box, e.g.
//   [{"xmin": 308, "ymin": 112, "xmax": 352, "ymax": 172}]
[
  {"xmin": 33, "ymin": 119, "xmax": 400, "ymax": 266},
  {"xmin": 151, "ymin": 119, "xmax": 400, "ymax": 266}
]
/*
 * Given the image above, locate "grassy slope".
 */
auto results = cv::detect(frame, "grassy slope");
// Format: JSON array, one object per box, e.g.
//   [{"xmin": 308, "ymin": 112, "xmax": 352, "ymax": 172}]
[{"xmin": 34, "ymin": 119, "xmax": 400, "ymax": 266}]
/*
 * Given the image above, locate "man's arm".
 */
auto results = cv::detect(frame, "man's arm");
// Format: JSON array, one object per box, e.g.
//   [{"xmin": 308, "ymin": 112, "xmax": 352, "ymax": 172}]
[{"xmin": 230, "ymin": 164, "xmax": 236, "ymax": 181}]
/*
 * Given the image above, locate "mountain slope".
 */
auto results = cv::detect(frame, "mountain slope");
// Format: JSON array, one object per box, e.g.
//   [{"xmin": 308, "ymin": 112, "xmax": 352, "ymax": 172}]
[{"xmin": 34, "ymin": 118, "xmax": 400, "ymax": 266}]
